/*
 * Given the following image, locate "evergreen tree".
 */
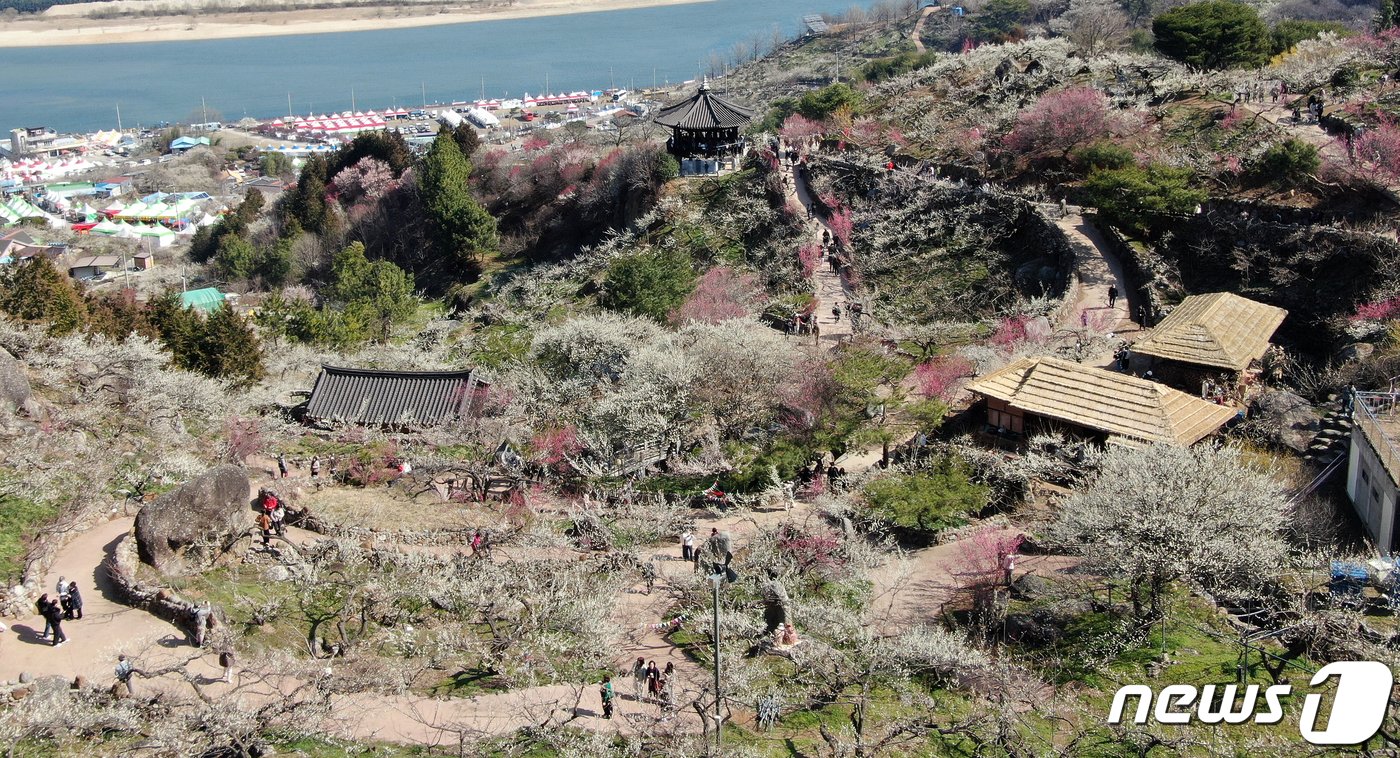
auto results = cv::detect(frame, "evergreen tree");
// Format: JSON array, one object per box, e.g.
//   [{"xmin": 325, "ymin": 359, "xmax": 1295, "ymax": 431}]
[
  {"xmin": 215, "ymin": 233, "xmax": 256, "ymax": 280},
  {"xmin": 1152, "ymin": 1, "xmax": 1271, "ymax": 69},
  {"xmin": 147, "ymin": 292, "xmax": 201, "ymax": 366},
  {"xmin": 1378, "ymin": 0, "xmax": 1397, "ymax": 32},
  {"xmin": 198, "ymin": 305, "xmax": 266, "ymax": 384},
  {"xmin": 0, "ymin": 257, "xmax": 86, "ymax": 335},
  {"xmin": 253, "ymin": 236, "xmax": 294, "ymax": 286},
  {"xmin": 451, "ymin": 122, "xmax": 481, "ymax": 158},
  {"xmin": 235, "ymin": 189, "xmax": 265, "ymax": 223},
  {"xmin": 282, "ymin": 154, "xmax": 329, "ymax": 234},
  {"xmin": 328, "ymin": 241, "xmax": 373, "ymax": 303},
  {"xmin": 420, "ymin": 132, "xmax": 498, "ymax": 281}
]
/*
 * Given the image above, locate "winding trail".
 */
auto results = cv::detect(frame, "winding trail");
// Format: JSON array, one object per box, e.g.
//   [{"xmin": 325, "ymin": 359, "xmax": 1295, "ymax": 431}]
[
  {"xmin": 909, "ymin": 4, "xmax": 941, "ymax": 53},
  {"xmin": 1054, "ymin": 212, "xmax": 1138, "ymax": 341}
]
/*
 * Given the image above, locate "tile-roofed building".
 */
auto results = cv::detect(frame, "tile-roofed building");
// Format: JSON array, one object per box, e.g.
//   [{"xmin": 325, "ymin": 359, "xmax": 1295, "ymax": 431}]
[
  {"xmin": 1131, "ymin": 292, "xmax": 1287, "ymax": 373},
  {"xmin": 965, "ymin": 356, "xmax": 1237, "ymax": 446},
  {"xmin": 654, "ymin": 78, "xmax": 755, "ymax": 161},
  {"xmin": 305, "ymin": 365, "xmax": 488, "ymax": 427}
]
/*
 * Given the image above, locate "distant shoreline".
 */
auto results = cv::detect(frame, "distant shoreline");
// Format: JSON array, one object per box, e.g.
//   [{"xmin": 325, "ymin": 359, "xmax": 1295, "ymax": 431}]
[{"xmin": 0, "ymin": 0, "xmax": 711, "ymax": 48}]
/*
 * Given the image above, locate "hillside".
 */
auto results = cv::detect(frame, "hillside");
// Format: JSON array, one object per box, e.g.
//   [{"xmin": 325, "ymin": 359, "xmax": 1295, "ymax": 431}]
[{"xmin": 4, "ymin": 1, "xmax": 1400, "ymax": 755}]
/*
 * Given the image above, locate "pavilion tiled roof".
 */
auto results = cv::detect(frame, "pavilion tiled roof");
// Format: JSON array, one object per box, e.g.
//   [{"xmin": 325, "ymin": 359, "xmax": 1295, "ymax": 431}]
[
  {"xmin": 306, "ymin": 365, "xmax": 486, "ymax": 426},
  {"xmin": 653, "ymin": 80, "xmax": 756, "ymax": 130},
  {"xmin": 1132, "ymin": 292, "xmax": 1286, "ymax": 372},
  {"xmin": 966, "ymin": 356, "xmax": 1236, "ymax": 446}
]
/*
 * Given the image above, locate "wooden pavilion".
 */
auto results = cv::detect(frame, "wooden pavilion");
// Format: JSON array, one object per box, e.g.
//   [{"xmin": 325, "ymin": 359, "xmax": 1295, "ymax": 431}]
[
  {"xmin": 653, "ymin": 77, "xmax": 756, "ymax": 162},
  {"xmin": 1128, "ymin": 292, "xmax": 1287, "ymax": 391},
  {"xmin": 965, "ymin": 356, "xmax": 1237, "ymax": 447}
]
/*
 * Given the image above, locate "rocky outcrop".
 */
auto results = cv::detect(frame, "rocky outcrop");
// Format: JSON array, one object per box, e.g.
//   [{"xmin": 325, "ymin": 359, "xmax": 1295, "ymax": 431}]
[
  {"xmin": 0, "ymin": 348, "xmax": 31, "ymax": 411},
  {"xmin": 134, "ymin": 465, "xmax": 250, "ymax": 575},
  {"xmin": 1249, "ymin": 390, "xmax": 1320, "ymax": 453}
]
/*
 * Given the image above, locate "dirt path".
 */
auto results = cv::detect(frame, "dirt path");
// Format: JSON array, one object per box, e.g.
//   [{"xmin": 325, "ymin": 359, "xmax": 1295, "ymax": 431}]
[
  {"xmin": 1054, "ymin": 213, "xmax": 1138, "ymax": 340},
  {"xmin": 0, "ymin": 517, "xmax": 183, "ymax": 687},
  {"xmin": 909, "ymin": 4, "xmax": 940, "ymax": 53},
  {"xmin": 780, "ymin": 155, "xmax": 858, "ymax": 349}
]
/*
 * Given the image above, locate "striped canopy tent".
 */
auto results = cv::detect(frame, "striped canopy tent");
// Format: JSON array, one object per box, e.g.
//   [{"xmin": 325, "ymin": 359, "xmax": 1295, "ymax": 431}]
[
  {"xmin": 169, "ymin": 199, "xmax": 199, "ymax": 220},
  {"xmin": 2, "ymin": 197, "xmax": 57, "ymax": 227}
]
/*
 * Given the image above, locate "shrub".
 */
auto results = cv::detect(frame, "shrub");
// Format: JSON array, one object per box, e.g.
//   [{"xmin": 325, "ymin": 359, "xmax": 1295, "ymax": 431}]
[
  {"xmin": 669, "ymin": 266, "xmax": 760, "ymax": 325},
  {"xmin": 1083, "ymin": 163, "xmax": 1206, "ymax": 225},
  {"xmin": 1071, "ymin": 141, "xmax": 1136, "ymax": 172},
  {"xmin": 862, "ymin": 458, "xmax": 987, "ymax": 537},
  {"xmin": 795, "ymin": 83, "xmax": 864, "ymax": 121},
  {"xmin": 602, "ymin": 250, "xmax": 697, "ymax": 322},
  {"xmin": 1253, "ymin": 138, "xmax": 1319, "ymax": 187}
]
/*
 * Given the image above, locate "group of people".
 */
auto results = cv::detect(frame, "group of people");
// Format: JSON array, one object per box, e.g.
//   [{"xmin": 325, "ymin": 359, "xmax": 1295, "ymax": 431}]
[
  {"xmin": 276, "ymin": 452, "xmax": 327, "ymax": 481},
  {"xmin": 797, "ymin": 458, "xmax": 846, "ymax": 491},
  {"xmin": 255, "ymin": 488, "xmax": 288, "ymax": 546},
  {"xmin": 35, "ymin": 576, "xmax": 83, "ymax": 647},
  {"xmin": 598, "ymin": 657, "xmax": 677, "ymax": 717}
]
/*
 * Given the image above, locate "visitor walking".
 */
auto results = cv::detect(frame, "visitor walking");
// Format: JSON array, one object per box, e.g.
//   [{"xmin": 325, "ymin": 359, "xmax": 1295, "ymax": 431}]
[
  {"xmin": 219, "ymin": 649, "xmax": 236, "ymax": 683},
  {"xmin": 35, "ymin": 593, "xmax": 52, "ymax": 639},
  {"xmin": 631, "ymin": 656, "xmax": 647, "ymax": 701},
  {"xmin": 310, "ymin": 456, "xmax": 321, "ymax": 479},
  {"xmin": 192, "ymin": 601, "xmax": 212, "ymax": 647},
  {"xmin": 277, "ymin": 453, "xmax": 289, "ymax": 479},
  {"xmin": 600, "ymin": 675, "xmax": 615, "ymax": 719},
  {"xmin": 42, "ymin": 597, "xmax": 66, "ymax": 647},
  {"xmin": 257, "ymin": 511, "xmax": 272, "ymax": 546},
  {"xmin": 646, "ymin": 660, "xmax": 661, "ymax": 702},
  {"xmin": 661, "ymin": 662, "xmax": 676, "ymax": 711},
  {"xmin": 270, "ymin": 502, "xmax": 286, "ymax": 537},
  {"xmin": 1107, "ymin": 285, "xmax": 1119, "ymax": 308},
  {"xmin": 681, "ymin": 530, "xmax": 694, "ymax": 561},
  {"xmin": 66, "ymin": 582, "xmax": 82, "ymax": 620},
  {"xmin": 115, "ymin": 655, "xmax": 135, "ymax": 695}
]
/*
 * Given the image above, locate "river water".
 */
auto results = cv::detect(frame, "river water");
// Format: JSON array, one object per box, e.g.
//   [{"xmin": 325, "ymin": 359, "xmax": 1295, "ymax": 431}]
[{"xmin": 0, "ymin": 0, "xmax": 880, "ymax": 132}]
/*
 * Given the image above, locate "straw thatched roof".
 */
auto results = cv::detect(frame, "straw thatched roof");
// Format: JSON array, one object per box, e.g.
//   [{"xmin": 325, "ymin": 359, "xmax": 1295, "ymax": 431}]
[
  {"xmin": 966, "ymin": 356, "xmax": 1236, "ymax": 446},
  {"xmin": 1132, "ymin": 293, "xmax": 1286, "ymax": 372}
]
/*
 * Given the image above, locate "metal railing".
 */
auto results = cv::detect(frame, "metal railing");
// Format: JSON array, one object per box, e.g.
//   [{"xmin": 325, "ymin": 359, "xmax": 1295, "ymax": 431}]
[{"xmin": 1355, "ymin": 392, "xmax": 1400, "ymax": 485}]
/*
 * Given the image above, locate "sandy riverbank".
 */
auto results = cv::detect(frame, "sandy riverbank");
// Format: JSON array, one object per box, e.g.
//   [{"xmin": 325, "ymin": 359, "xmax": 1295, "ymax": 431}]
[{"xmin": 0, "ymin": 0, "xmax": 710, "ymax": 48}]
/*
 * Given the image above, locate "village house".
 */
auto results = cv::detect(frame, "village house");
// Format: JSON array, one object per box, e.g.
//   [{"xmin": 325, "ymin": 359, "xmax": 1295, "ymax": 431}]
[
  {"xmin": 965, "ymin": 356, "xmax": 1238, "ymax": 447},
  {"xmin": 1348, "ymin": 392, "xmax": 1400, "ymax": 554},
  {"xmin": 67, "ymin": 255, "xmax": 122, "ymax": 280},
  {"xmin": 1128, "ymin": 292, "xmax": 1287, "ymax": 394},
  {"xmin": 304, "ymin": 365, "xmax": 489, "ymax": 428}
]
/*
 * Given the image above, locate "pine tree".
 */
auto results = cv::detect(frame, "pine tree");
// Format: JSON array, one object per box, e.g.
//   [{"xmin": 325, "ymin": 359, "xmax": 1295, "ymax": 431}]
[
  {"xmin": 0, "ymin": 257, "xmax": 86, "ymax": 335},
  {"xmin": 420, "ymin": 131, "xmax": 498, "ymax": 281},
  {"xmin": 198, "ymin": 305, "xmax": 266, "ymax": 384},
  {"xmin": 1378, "ymin": 0, "xmax": 1397, "ymax": 32}
]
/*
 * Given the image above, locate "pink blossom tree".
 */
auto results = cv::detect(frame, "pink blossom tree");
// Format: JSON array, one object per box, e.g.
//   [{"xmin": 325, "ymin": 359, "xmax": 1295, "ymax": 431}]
[
  {"xmin": 828, "ymin": 207, "xmax": 853, "ymax": 248},
  {"xmin": 669, "ymin": 266, "xmax": 761, "ymax": 324},
  {"xmin": 955, "ymin": 527, "xmax": 1024, "ymax": 601},
  {"xmin": 1354, "ymin": 118, "xmax": 1400, "ymax": 182},
  {"xmin": 780, "ymin": 114, "xmax": 826, "ymax": 140},
  {"xmin": 990, "ymin": 315, "xmax": 1031, "ymax": 348},
  {"xmin": 331, "ymin": 157, "xmax": 398, "ymax": 203},
  {"xmin": 914, "ymin": 356, "xmax": 975, "ymax": 402},
  {"xmin": 797, "ymin": 242, "xmax": 823, "ymax": 278},
  {"xmin": 1003, "ymin": 87, "xmax": 1132, "ymax": 160}
]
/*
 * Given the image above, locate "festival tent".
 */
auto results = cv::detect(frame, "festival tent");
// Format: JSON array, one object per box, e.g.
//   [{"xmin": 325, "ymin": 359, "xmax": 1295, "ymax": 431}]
[
  {"xmin": 90, "ymin": 220, "xmax": 122, "ymax": 236},
  {"xmin": 175, "ymin": 224, "xmax": 197, "ymax": 236},
  {"xmin": 116, "ymin": 202, "xmax": 148, "ymax": 220},
  {"xmin": 101, "ymin": 200, "xmax": 126, "ymax": 218},
  {"xmin": 196, "ymin": 213, "xmax": 220, "ymax": 227},
  {"xmin": 137, "ymin": 224, "xmax": 175, "ymax": 247}
]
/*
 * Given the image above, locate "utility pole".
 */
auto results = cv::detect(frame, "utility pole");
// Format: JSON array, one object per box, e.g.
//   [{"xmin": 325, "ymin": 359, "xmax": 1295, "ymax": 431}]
[
  {"xmin": 708, "ymin": 572, "xmax": 724, "ymax": 753},
  {"xmin": 421, "ymin": 82, "xmax": 427, "ymax": 107},
  {"xmin": 116, "ymin": 102, "xmax": 122, "ymax": 131},
  {"xmin": 287, "ymin": 92, "xmax": 293, "ymax": 119},
  {"xmin": 351, "ymin": 87, "xmax": 356, "ymax": 111},
  {"xmin": 201, "ymin": 96, "xmax": 208, "ymax": 127}
]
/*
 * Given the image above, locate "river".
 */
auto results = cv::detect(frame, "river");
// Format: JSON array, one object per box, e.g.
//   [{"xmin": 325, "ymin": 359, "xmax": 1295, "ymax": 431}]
[{"xmin": 0, "ymin": 0, "xmax": 883, "ymax": 132}]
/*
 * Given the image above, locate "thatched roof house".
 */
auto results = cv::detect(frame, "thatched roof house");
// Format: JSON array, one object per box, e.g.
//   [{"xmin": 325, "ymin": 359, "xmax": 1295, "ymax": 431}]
[
  {"xmin": 966, "ymin": 356, "xmax": 1236, "ymax": 446},
  {"xmin": 1132, "ymin": 293, "xmax": 1286, "ymax": 373},
  {"xmin": 305, "ymin": 365, "xmax": 487, "ymax": 427}
]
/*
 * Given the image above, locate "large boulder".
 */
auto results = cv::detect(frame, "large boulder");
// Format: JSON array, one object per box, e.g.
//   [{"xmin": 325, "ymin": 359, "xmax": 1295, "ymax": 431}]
[
  {"xmin": 0, "ymin": 348, "xmax": 31, "ymax": 411},
  {"xmin": 1249, "ymin": 390, "xmax": 1319, "ymax": 453},
  {"xmin": 135, "ymin": 465, "xmax": 250, "ymax": 575}
]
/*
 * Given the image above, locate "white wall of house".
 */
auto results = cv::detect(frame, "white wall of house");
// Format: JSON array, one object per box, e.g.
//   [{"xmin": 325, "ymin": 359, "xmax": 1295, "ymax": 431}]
[{"xmin": 1348, "ymin": 426, "xmax": 1399, "ymax": 555}]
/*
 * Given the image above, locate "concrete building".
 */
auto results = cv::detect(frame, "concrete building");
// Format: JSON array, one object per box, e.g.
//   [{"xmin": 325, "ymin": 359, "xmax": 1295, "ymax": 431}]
[{"xmin": 1348, "ymin": 392, "xmax": 1400, "ymax": 554}]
